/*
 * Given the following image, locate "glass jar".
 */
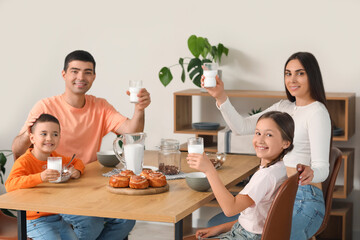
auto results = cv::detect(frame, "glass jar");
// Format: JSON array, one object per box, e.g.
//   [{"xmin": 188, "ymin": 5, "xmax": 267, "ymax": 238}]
[{"xmin": 158, "ymin": 139, "xmax": 181, "ymax": 175}]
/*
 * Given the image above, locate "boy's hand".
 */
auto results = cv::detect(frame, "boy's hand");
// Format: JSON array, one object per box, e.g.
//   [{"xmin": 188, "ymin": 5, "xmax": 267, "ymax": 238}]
[
  {"xmin": 41, "ymin": 169, "xmax": 60, "ymax": 182},
  {"xmin": 186, "ymin": 153, "xmax": 214, "ymax": 173},
  {"xmin": 70, "ymin": 169, "xmax": 81, "ymax": 179}
]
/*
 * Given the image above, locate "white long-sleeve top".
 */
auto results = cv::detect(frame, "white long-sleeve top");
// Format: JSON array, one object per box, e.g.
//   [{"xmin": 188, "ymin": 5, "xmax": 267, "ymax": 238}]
[{"xmin": 218, "ymin": 98, "xmax": 331, "ymax": 183}]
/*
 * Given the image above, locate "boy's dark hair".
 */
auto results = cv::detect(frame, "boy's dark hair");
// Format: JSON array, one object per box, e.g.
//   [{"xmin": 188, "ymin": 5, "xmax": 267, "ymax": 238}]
[
  {"xmin": 257, "ymin": 111, "xmax": 295, "ymax": 167},
  {"xmin": 63, "ymin": 50, "xmax": 96, "ymax": 73},
  {"xmin": 31, "ymin": 114, "xmax": 60, "ymax": 133},
  {"xmin": 284, "ymin": 52, "xmax": 327, "ymax": 109}
]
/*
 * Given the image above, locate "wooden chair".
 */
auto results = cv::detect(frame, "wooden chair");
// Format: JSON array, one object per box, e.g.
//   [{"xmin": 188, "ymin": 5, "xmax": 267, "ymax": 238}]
[
  {"xmin": 310, "ymin": 147, "xmax": 343, "ymax": 240},
  {"xmin": 0, "ymin": 210, "xmax": 17, "ymax": 240},
  {"xmin": 261, "ymin": 172, "xmax": 299, "ymax": 240},
  {"xmin": 183, "ymin": 172, "xmax": 299, "ymax": 240}
]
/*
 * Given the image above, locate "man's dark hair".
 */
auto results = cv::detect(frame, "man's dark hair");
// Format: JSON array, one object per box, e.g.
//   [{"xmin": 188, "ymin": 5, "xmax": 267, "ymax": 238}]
[{"xmin": 63, "ymin": 50, "xmax": 96, "ymax": 73}]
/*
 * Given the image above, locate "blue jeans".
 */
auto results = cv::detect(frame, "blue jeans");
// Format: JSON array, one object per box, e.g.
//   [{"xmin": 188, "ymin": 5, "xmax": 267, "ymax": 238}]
[
  {"xmin": 61, "ymin": 214, "xmax": 135, "ymax": 240},
  {"xmin": 215, "ymin": 222, "xmax": 261, "ymax": 240},
  {"xmin": 27, "ymin": 214, "xmax": 78, "ymax": 240},
  {"xmin": 290, "ymin": 185, "xmax": 325, "ymax": 240}
]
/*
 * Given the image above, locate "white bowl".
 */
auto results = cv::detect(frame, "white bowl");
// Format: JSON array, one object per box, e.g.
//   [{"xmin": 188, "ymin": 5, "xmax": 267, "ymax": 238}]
[
  {"xmin": 97, "ymin": 151, "xmax": 120, "ymax": 167},
  {"xmin": 185, "ymin": 172, "xmax": 211, "ymax": 192}
]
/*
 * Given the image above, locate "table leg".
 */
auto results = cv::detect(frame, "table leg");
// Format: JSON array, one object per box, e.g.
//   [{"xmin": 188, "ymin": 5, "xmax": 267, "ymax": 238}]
[
  {"xmin": 175, "ymin": 219, "xmax": 183, "ymax": 240},
  {"xmin": 17, "ymin": 210, "xmax": 26, "ymax": 240}
]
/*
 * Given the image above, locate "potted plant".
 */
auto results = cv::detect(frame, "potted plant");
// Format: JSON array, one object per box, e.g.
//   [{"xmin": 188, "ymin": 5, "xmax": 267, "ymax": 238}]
[
  {"xmin": 0, "ymin": 150, "xmax": 16, "ymax": 217},
  {"xmin": 159, "ymin": 34, "xmax": 229, "ymax": 87}
]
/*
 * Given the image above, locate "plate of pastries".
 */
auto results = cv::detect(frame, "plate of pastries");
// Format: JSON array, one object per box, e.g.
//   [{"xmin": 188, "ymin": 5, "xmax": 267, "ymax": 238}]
[{"xmin": 106, "ymin": 168, "xmax": 169, "ymax": 195}]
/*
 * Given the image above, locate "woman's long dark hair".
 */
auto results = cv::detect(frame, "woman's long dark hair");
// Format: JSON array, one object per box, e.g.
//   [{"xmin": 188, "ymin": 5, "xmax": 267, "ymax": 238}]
[
  {"xmin": 257, "ymin": 111, "xmax": 295, "ymax": 168},
  {"xmin": 284, "ymin": 52, "xmax": 327, "ymax": 108}
]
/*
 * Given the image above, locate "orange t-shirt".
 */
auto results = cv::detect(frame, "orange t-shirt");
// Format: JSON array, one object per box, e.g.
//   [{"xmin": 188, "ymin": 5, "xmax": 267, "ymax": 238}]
[
  {"xmin": 20, "ymin": 95, "xmax": 127, "ymax": 165},
  {"xmin": 5, "ymin": 149, "xmax": 85, "ymax": 220}
]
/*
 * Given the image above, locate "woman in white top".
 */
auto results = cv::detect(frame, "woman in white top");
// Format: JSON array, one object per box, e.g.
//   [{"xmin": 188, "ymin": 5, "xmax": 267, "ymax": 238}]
[
  {"xmin": 204, "ymin": 52, "xmax": 331, "ymax": 240},
  {"xmin": 187, "ymin": 111, "xmax": 294, "ymax": 239}
]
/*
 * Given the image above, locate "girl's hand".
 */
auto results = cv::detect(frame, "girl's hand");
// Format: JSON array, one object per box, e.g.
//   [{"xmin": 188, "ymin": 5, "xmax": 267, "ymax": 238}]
[
  {"xmin": 195, "ymin": 225, "xmax": 223, "ymax": 239},
  {"xmin": 70, "ymin": 169, "xmax": 81, "ymax": 179},
  {"xmin": 297, "ymin": 164, "xmax": 314, "ymax": 185},
  {"xmin": 201, "ymin": 75, "xmax": 227, "ymax": 105},
  {"xmin": 41, "ymin": 169, "xmax": 60, "ymax": 182},
  {"xmin": 186, "ymin": 153, "xmax": 214, "ymax": 173}
]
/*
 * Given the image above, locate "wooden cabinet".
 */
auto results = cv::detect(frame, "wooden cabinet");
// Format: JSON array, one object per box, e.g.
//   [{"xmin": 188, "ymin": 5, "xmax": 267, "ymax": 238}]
[{"xmin": 174, "ymin": 89, "xmax": 356, "ymax": 239}]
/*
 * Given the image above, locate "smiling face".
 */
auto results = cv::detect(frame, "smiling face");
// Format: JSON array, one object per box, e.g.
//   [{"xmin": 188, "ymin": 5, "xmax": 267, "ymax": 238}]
[
  {"xmin": 285, "ymin": 59, "xmax": 314, "ymax": 106},
  {"xmin": 253, "ymin": 118, "xmax": 290, "ymax": 166},
  {"xmin": 30, "ymin": 121, "xmax": 60, "ymax": 156},
  {"xmin": 62, "ymin": 60, "xmax": 96, "ymax": 96}
]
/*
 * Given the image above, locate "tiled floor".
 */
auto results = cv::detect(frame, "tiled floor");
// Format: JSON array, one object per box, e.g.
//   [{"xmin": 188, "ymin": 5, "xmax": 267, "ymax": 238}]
[{"xmin": 128, "ymin": 221, "xmax": 173, "ymax": 240}]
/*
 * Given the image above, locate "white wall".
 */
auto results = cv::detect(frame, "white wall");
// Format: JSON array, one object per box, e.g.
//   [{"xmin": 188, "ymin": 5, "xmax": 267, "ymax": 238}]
[{"xmin": 0, "ymin": 0, "xmax": 359, "ymax": 237}]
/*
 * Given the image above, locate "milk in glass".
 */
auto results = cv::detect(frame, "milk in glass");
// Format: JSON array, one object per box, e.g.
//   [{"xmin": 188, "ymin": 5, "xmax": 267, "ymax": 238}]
[
  {"xmin": 129, "ymin": 80, "xmax": 142, "ymax": 103},
  {"xmin": 47, "ymin": 157, "xmax": 62, "ymax": 183},
  {"xmin": 124, "ymin": 143, "xmax": 144, "ymax": 174},
  {"xmin": 203, "ymin": 70, "xmax": 217, "ymax": 87},
  {"xmin": 187, "ymin": 144, "xmax": 204, "ymax": 154}
]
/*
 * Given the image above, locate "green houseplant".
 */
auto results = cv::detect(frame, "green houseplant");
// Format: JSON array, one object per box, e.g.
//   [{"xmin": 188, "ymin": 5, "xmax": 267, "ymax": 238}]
[
  {"xmin": 0, "ymin": 150, "xmax": 16, "ymax": 217},
  {"xmin": 159, "ymin": 34, "xmax": 229, "ymax": 88}
]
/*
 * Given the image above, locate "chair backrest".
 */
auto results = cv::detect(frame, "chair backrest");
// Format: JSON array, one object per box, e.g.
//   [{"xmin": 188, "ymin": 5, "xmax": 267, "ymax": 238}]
[
  {"xmin": 261, "ymin": 172, "xmax": 299, "ymax": 240},
  {"xmin": 313, "ymin": 147, "xmax": 343, "ymax": 237},
  {"xmin": 0, "ymin": 210, "xmax": 18, "ymax": 240}
]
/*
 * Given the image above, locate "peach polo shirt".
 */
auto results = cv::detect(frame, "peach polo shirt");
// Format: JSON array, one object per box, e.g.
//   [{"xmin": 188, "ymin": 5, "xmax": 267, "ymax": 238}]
[{"xmin": 20, "ymin": 95, "xmax": 127, "ymax": 165}]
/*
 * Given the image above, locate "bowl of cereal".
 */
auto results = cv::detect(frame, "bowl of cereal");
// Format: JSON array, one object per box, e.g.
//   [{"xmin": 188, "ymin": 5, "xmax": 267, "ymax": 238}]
[{"xmin": 206, "ymin": 152, "xmax": 226, "ymax": 169}]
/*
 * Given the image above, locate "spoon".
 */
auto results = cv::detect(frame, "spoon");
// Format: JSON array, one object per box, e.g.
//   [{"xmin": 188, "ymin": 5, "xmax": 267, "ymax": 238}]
[{"xmin": 65, "ymin": 154, "xmax": 76, "ymax": 169}]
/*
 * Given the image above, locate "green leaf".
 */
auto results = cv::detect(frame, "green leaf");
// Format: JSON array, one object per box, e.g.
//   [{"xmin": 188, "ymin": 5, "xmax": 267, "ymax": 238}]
[
  {"xmin": 188, "ymin": 35, "xmax": 200, "ymax": 58},
  {"xmin": 0, "ymin": 175, "xmax": 3, "ymax": 185},
  {"xmin": 187, "ymin": 58, "xmax": 202, "ymax": 88},
  {"xmin": 179, "ymin": 58, "xmax": 185, "ymax": 82},
  {"xmin": 196, "ymin": 37, "xmax": 206, "ymax": 58},
  {"xmin": 159, "ymin": 67, "xmax": 173, "ymax": 87},
  {"xmin": 1, "ymin": 209, "xmax": 16, "ymax": 217},
  {"xmin": 0, "ymin": 153, "xmax": 6, "ymax": 167},
  {"xmin": 201, "ymin": 59, "xmax": 212, "ymax": 64}
]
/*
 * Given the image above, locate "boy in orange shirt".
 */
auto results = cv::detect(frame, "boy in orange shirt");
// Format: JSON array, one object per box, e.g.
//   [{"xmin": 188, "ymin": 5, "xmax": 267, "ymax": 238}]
[{"xmin": 5, "ymin": 113, "xmax": 85, "ymax": 240}]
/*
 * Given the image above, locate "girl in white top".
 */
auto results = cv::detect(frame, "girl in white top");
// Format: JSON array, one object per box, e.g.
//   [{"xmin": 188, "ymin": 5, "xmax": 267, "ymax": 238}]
[
  {"xmin": 187, "ymin": 111, "xmax": 294, "ymax": 240},
  {"xmin": 203, "ymin": 52, "xmax": 331, "ymax": 240}
]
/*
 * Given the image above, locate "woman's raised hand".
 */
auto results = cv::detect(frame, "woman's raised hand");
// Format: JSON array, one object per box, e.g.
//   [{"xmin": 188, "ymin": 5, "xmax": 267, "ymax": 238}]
[{"xmin": 201, "ymin": 75, "xmax": 228, "ymax": 106}]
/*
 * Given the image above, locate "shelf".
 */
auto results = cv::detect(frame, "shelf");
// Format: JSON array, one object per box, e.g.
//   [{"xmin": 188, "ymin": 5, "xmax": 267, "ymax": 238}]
[
  {"xmin": 318, "ymin": 202, "xmax": 353, "ymax": 240},
  {"xmin": 333, "ymin": 148, "xmax": 354, "ymax": 199},
  {"xmin": 174, "ymin": 127, "xmax": 225, "ymax": 135},
  {"xmin": 174, "ymin": 89, "xmax": 355, "ymax": 142}
]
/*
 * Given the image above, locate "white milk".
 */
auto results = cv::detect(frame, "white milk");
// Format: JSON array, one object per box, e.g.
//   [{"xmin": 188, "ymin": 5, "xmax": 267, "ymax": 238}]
[
  {"xmin": 124, "ymin": 143, "xmax": 144, "ymax": 174},
  {"xmin": 129, "ymin": 87, "xmax": 141, "ymax": 103},
  {"xmin": 47, "ymin": 157, "xmax": 62, "ymax": 183},
  {"xmin": 188, "ymin": 144, "xmax": 204, "ymax": 154},
  {"xmin": 203, "ymin": 70, "xmax": 217, "ymax": 87}
]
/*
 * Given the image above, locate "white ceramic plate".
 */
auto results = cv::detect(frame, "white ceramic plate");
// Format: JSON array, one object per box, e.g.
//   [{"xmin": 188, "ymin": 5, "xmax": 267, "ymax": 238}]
[{"xmin": 143, "ymin": 165, "xmax": 159, "ymax": 171}]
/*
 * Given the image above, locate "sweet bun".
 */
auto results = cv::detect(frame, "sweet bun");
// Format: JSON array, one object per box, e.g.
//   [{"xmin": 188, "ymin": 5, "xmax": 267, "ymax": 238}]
[
  {"xmin": 120, "ymin": 170, "xmax": 135, "ymax": 178},
  {"xmin": 109, "ymin": 174, "xmax": 130, "ymax": 188},
  {"xmin": 140, "ymin": 169, "xmax": 153, "ymax": 180},
  {"xmin": 148, "ymin": 172, "xmax": 167, "ymax": 188},
  {"xmin": 129, "ymin": 175, "xmax": 149, "ymax": 189}
]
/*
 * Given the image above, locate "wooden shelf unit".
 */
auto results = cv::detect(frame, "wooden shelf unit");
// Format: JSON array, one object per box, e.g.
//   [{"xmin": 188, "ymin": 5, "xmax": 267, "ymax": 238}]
[
  {"xmin": 318, "ymin": 202, "xmax": 353, "ymax": 240},
  {"xmin": 333, "ymin": 148, "xmax": 354, "ymax": 199}
]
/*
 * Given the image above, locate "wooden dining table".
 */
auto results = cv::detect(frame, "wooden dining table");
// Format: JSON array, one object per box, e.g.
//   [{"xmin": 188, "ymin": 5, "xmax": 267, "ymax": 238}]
[{"xmin": 0, "ymin": 151, "xmax": 259, "ymax": 240}]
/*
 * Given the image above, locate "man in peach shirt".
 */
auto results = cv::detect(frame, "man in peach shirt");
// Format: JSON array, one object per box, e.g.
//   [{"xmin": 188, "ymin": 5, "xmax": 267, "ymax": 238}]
[{"xmin": 11, "ymin": 50, "xmax": 151, "ymax": 240}]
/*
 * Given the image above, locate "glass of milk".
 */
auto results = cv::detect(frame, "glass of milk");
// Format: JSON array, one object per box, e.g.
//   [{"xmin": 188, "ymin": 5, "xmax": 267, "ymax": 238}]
[
  {"xmin": 203, "ymin": 63, "xmax": 218, "ymax": 88},
  {"xmin": 129, "ymin": 80, "xmax": 142, "ymax": 103},
  {"xmin": 187, "ymin": 137, "xmax": 204, "ymax": 154},
  {"xmin": 47, "ymin": 157, "xmax": 62, "ymax": 183}
]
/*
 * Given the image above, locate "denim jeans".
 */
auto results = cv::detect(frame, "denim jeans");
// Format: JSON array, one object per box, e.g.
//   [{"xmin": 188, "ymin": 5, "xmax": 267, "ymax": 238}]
[
  {"xmin": 290, "ymin": 185, "xmax": 325, "ymax": 240},
  {"xmin": 215, "ymin": 222, "xmax": 261, "ymax": 240},
  {"xmin": 61, "ymin": 214, "xmax": 135, "ymax": 240},
  {"xmin": 207, "ymin": 212, "xmax": 240, "ymax": 227},
  {"xmin": 27, "ymin": 214, "xmax": 78, "ymax": 240}
]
